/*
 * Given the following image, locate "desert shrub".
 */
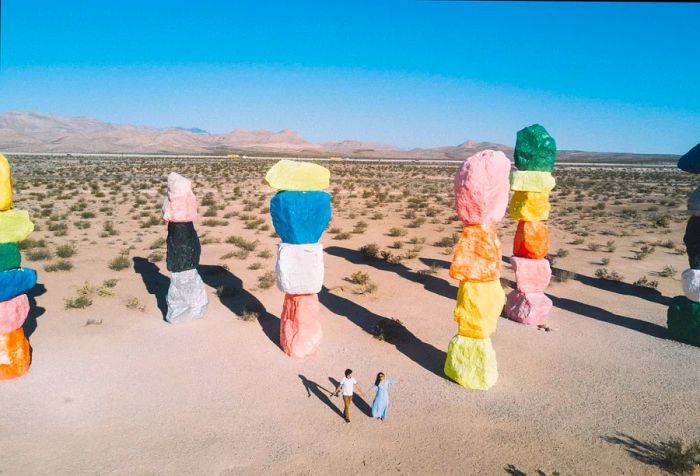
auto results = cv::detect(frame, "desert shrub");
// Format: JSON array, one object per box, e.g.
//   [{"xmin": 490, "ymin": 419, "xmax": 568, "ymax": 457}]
[
  {"xmin": 658, "ymin": 265, "xmax": 677, "ymax": 278},
  {"xmin": 633, "ymin": 276, "xmax": 659, "ymax": 289},
  {"xmin": 347, "ymin": 271, "xmax": 370, "ymax": 285},
  {"xmin": 256, "ymin": 249, "xmax": 273, "ymax": 259},
  {"xmin": 26, "ymin": 248, "xmax": 52, "ymax": 261},
  {"xmin": 257, "ymin": 271, "xmax": 276, "ymax": 289},
  {"xmin": 372, "ymin": 318, "xmax": 405, "ymax": 343},
  {"xmin": 126, "ymin": 298, "xmax": 146, "ymax": 312},
  {"xmin": 360, "ymin": 243, "xmax": 381, "ymax": 260},
  {"xmin": 19, "ymin": 239, "xmax": 47, "ymax": 250},
  {"xmin": 148, "ymin": 251, "xmax": 164, "ymax": 262},
  {"xmin": 555, "ymin": 248, "xmax": 569, "ymax": 258},
  {"xmin": 388, "ymin": 227, "xmax": 407, "ymax": 237},
  {"xmin": 202, "ymin": 218, "xmax": 228, "ymax": 227},
  {"xmin": 334, "ymin": 232, "xmax": 351, "ymax": 240},
  {"xmin": 605, "ymin": 240, "xmax": 617, "ymax": 253},
  {"xmin": 247, "ymin": 262, "xmax": 262, "ymax": 270},
  {"xmin": 595, "ymin": 268, "xmax": 624, "ymax": 281},
  {"xmin": 44, "ymin": 259, "xmax": 73, "ymax": 272},
  {"xmin": 225, "ymin": 235, "xmax": 259, "ymax": 251},
  {"xmin": 149, "ymin": 238, "xmax": 166, "ymax": 249},
  {"xmin": 434, "ymin": 233, "xmax": 460, "ymax": 248},
  {"xmin": 56, "ymin": 244, "xmax": 76, "ymax": 258},
  {"xmin": 632, "ymin": 245, "xmax": 656, "ymax": 260},
  {"xmin": 571, "ymin": 238, "xmax": 584, "ymax": 245},
  {"xmin": 108, "ymin": 253, "xmax": 130, "ymax": 271},
  {"xmin": 587, "ymin": 242, "xmax": 602, "ymax": 252},
  {"xmin": 64, "ymin": 294, "xmax": 92, "ymax": 309},
  {"xmin": 240, "ymin": 309, "xmax": 260, "ymax": 322}
]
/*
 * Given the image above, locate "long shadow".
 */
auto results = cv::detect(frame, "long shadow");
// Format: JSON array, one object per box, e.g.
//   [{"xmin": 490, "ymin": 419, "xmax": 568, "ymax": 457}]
[
  {"xmin": 23, "ymin": 283, "xmax": 47, "ymax": 339},
  {"xmin": 318, "ymin": 286, "xmax": 447, "ymax": 380},
  {"xmin": 299, "ymin": 374, "xmax": 344, "ymax": 420},
  {"xmin": 198, "ymin": 264, "xmax": 281, "ymax": 349},
  {"xmin": 500, "ymin": 256, "xmax": 672, "ymax": 306},
  {"xmin": 329, "ymin": 377, "xmax": 373, "ymax": 418},
  {"xmin": 602, "ymin": 432, "xmax": 690, "ymax": 473},
  {"xmin": 549, "ymin": 295, "xmax": 667, "ymax": 339},
  {"xmin": 133, "ymin": 257, "xmax": 169, "ymax": 321},
  {"xmin": 325, "ymin": 246, "xmax": 456, "ymax": 300}
]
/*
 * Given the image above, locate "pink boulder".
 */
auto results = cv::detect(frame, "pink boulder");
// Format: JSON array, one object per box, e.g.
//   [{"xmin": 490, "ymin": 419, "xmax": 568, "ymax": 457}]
[
  {"xmin": 280, "ymin": 293, "xmax": 322, "ymax": 359},
  {"xmin": 510, "ymin": 256, "xmax": 551, "ymax": 293},
  {"xmin": 505, "ymin": 290, "xmax": 552, "ymax": 325},
  {"xmin": 0, "ymin": 294, "xmax": 29, "ymax": 334},
  {"xmin": 162, "ymin": 172, "xmax": 198, "ymax": 222},
  {"xmin": 454, "ymin": 150, "xmax": 511, "ymax": 225}
]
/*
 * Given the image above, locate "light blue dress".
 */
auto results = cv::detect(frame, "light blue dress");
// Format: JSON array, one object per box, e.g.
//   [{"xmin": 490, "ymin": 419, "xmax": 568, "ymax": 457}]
[{"xmin": 371, "ymin": 379, "xmax": 397, "ymax": 419}]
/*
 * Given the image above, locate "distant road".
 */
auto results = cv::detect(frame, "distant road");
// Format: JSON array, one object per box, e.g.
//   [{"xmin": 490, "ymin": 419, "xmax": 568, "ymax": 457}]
[{"xmin": 4, "ymin": 152, "xmax": 677, "ymax": 168}]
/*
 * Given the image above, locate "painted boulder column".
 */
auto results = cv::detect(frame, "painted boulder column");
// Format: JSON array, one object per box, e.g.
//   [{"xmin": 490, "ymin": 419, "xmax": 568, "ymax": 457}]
[
  {"xmin": 162, "ymin": 172, "xmax": 208, "ymax": 323},
  {"xmin": 266, "ymin": 160, "xmax": 331, "ymax": 358},
  {"xmin": 669, "ymin": 144, "xmax": 700, "ymax": 347},
  {"xmin": 0, "ymin": 154, "xmax": 34, "ymax": 380},
  {"xmin": 506, "ymin": 124, "xmax": 557, "ymax": 326},
  {"xmin": 445, "ymin": 150, "xmax": 510, "ymax": 390}
]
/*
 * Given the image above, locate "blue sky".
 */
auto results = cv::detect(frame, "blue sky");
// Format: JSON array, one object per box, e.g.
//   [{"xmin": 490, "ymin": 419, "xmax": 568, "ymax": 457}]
[{"xmin": 1, "ymin": 1, "xmax": 698, "ymax": 154}]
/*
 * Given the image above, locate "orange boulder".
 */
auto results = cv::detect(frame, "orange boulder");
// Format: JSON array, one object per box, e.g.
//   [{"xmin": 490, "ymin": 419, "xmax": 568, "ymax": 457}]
[
  {"xmin": 0, "ymin": 327, "xmax": 30, "ymax": 380},
  {"xmin": 449, "ymin": 224, "xmax": 502, "ymax": 282},
  {"xmin": 513, "ymin": 220, "xmax": 549, "ymax": 259}
]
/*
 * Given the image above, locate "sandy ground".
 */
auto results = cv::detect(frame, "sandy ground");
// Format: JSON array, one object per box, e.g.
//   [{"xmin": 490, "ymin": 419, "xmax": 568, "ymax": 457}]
[{"xmin": 0, "ymin": 158, "xmax": 698, "ymax": 475}]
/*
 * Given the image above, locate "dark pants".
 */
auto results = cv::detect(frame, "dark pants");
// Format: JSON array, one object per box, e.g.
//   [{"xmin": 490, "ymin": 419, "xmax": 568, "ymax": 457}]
[{"xmin": 343, "ymin": 395, "xmax": 352, "ymax": 421}]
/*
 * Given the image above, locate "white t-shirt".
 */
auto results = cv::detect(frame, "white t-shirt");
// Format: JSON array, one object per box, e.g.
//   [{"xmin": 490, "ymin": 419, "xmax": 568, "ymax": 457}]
[{"xmin": 339, "ymin": 377, "xmax": 357, "ymax": 396}]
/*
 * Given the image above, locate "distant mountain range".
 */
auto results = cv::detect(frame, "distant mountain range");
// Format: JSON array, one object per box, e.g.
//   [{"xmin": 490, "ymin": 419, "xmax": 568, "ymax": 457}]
[{"xmin": 0, "ymin": 111, "xmax": 678, "ymax": 164}]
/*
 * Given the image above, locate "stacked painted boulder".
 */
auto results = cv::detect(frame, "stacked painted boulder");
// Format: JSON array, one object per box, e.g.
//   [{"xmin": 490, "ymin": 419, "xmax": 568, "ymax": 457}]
[
  {"xmin": 162, "ymin": 172, "xmax": 208, "ymax": 323},
  {"xmin": 669, "ymin": 143, "xmax": 700, "ymax": 347},
  {"xmin": 265, "ymin": 160, "xmax": 331, "ymax": 359},
  {"xmin": 445, "ymin": 150, "xmax": 510, "ymax": 390},
  {"xmin": 0, "ymin": 154, "xmax": 36, "ymax": 380},
  {"xmin": 505, "ymin": 124, "xmax": 556, "ymax": 326}
]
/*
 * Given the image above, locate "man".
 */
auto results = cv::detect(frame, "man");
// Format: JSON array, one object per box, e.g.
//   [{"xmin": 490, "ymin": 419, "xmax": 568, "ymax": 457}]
[{"xmin": 333, "ymin": 368, "xmax": 366, "ymax": 423}]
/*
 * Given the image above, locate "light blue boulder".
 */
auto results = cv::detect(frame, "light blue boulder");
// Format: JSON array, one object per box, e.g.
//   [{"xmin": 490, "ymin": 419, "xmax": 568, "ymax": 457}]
[
  {"xmin": 0, "ymin": 267, "xmax": 37, "ymax": 301},
  {"xmin": 270, "ymin": 191, "xmax": 331, "ymax": 244}
]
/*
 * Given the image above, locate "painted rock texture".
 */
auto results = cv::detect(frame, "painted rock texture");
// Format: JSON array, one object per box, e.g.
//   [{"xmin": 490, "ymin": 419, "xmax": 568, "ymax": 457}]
[
  {"xmin": 681, "ymin": 268, "xmax": 700, "ymax": 303},
  {"xmin": 270, "ymin": 191, "xmax": 332, "ymax": 244},
  {"xmin": 449, "ymin": 224, "xmax": 502, "ymax": 282},
  {"xmin": 684, "ymin": 216, "xmax": 700, "ymax": 269},
  {"xmin": 0, "ymin": 327, "xmax": 30, "ymax": 380},
  {"xmin": 513, "ymin": 220, "xmax": 550, "ymax": 260},
  {"xmin": 510, "ymin": 257, "xmax": 552, "ymax": 293},
  {"xmin": 667, "ymin": 296, "xmax": 700, "ymax": 347},
  {"xmin": 276, "ymin": 243, "xmax": 324, "ymax": 294},
  {"xmin": 162, "ymin": 172, "xmax": 198, "ymax": 223},
  {"xmin": 509, "ymin": 191, "xmax": 550, "ymax": 221},
  {"xmin": 0, "ymin": 268, "xmax": 37, "ymax": 302},
  {"xmin": 0, "ymin": 294, "xmax": 29, "ymax": 334},
  {"xmin": 505, "ymin": 290, "xmax": 553, "ymax": 325},
  {"xmin": 677, "ymin": 143, "xmax": 700, "ymax": 174},
  {"xmin": 280, "ymin": 293, "xmax": 322, "ymax": 359},
  {"xmin": 444, "ymin": 335, "xmax": 498, "ymax": 390},
  {"xmin": 0, "ymin": 209, "xmax": 34, "ymax": 243},
  {"xmin": 264, "ymin": 160, "xmax": 330, "ymax": 191},
  {"xmin": 0, "ymin": 243, "xmax": 21, "ymax": 271},
  {"xmin": 514, "ymin": 124, "xmax": 557, "ymax": 172},
  {"xmin": 166, "ymin": 222, "xmax": 201, "ymax": 273},
  {"xmin": 166, "ymin": 269, "xmax": 208, "ymax": 323},
  {"xmin": 453, "ymin": 280, "xmax": 505, "ymax": 340},
  {"xmin": 0, "ymin": 154, "xmax": 11, "ymax": 211},
  {"xmin": 453, "ymin": 150, "xmax": 511, "ymax": 226},
  {"xmin": 510, "ymin": 170, "xmax": 556, "ymax": 193}
]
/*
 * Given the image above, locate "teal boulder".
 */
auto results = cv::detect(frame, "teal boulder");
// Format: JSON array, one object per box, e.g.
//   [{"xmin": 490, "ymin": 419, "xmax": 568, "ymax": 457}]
[
  {"xmin": 667, "ymin": 296, "xmax": 700, "ymax": 347},
  {"xmin": 514, "ymin": 124, "xmax": 557, "ymax": 172},
  {"xmin": 270, "ymin": 191, "xmax": 331, "ymax": 244},
  {"xmin": 0, "ymin": 268, "xmax": 37, "ymax": 301},
  {"xmin": 0, "ymin": 243, "xmax": 21, "ymax": 271}
]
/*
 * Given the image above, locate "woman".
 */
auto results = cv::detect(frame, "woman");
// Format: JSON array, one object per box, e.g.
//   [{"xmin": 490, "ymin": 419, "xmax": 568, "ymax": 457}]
[{"xmin": 370, "ymin": 372, "xmax": 397, "ymax": 421}]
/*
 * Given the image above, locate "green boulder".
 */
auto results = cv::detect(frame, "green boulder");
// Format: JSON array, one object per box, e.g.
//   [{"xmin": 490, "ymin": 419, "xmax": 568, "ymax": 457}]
[
  {"xmin": 667, "ymin": 296, "xmax": 700, "ymax": 347},
  {"xmin": 514, "ymin": 124, "xmax": 557, "ymax": 172},
  {"xmin": 0, "ymin": 242, "xmax": 21, "ymax": 271}
]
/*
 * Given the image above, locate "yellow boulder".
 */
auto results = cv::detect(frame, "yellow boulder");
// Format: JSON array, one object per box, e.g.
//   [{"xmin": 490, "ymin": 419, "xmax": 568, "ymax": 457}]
[
  {"xmin": 510, "ymin": 170, "xmax": 555, "ymax": 193},
  {"xmin": 0, "ymin": 209, "xmax": 34, "ymax": 243},
  {"xmin": 509, "ymin": 191, "xmax": 550, "ymax": 221},
  {"xmin": 264, "ymin": 159, "xmax": 330, "ymax": 191},
  {"xmin": 453, "ymin": 280, "xmax": 505, "ymax": 339},
  {"xmin": 444, "ymin": 335, "xmax": 498, "ymax": 390},
  {"xmin": 0, "ymin": 154, "xmax": 12, "ymax": 211}
]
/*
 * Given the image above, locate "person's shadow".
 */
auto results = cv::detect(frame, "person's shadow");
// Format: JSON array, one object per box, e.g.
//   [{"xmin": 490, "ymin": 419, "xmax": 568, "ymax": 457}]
[
  {"xmin": 198, "ymin": 264, "xmax": 281, "ymax": 349},
  {"xmin": 329, "ymin": 377, "xmax": 373, "ymax": 417},
  {"xmin": 133, "ymin": 257, "xmax": 169, "ymax": 321},
  {"xmin": 23, "ymin": 283, "xmax": 47, "ymax": 339},
  {"xmin": 319, "ymin": 286, "xmax": 447, "ymax": 380},
  {"xmin": 298, "ymin": 374, "xmax": 344, "ymax": 419}
]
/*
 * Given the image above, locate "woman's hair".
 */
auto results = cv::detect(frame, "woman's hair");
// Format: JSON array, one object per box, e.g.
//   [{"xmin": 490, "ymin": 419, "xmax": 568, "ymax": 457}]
[{"xmin": 374, "ymin": 372, "xmax": 384, "ymax": 387}]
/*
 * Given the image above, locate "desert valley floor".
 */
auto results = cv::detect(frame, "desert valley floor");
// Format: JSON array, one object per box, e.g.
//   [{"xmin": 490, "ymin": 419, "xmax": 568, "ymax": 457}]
[{"xmin": 0, "ymin": 156, "xmax": 698, "ymax": 475}]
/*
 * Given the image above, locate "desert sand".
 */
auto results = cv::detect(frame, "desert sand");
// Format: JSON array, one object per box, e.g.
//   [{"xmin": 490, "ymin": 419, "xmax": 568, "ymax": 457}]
[{"xmin": 0, "ymin": 156, "xmax": 698, "ymax": 475}]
